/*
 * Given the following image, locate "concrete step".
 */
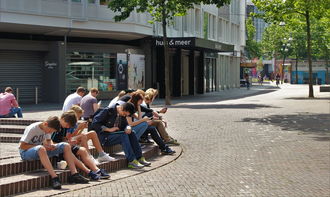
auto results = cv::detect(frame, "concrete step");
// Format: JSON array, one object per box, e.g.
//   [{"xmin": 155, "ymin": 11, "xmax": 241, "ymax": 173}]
[
  {"xmin": 0, "ymin": 125, "xmax": 26, "ymax": 134},
  {"xmin": 0, "ymin": 143, "xmax": 124, "ymax": 178},
  {"xmin": 0, "ymin": 145, "xmax": 158, "ymax": 197},
  {"xmin": 0, "ymin": 133, "xmax": 22, "ymax": 143},
  {"xmin": 0, "ymin": 118, "xmax": 40, "ymax": 126}
]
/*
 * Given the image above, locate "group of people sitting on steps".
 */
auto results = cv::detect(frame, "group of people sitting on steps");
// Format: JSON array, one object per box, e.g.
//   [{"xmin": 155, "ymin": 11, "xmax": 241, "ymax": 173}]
[{"xmin": 17, "ymin": 86, "xmax": 179, "ymax": 189}]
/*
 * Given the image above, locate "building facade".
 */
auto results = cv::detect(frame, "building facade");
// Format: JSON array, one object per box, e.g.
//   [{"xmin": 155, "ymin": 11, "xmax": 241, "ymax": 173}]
[{"xmin": 0, "ymin": 0, "xmax": 245, "ymax": 103}]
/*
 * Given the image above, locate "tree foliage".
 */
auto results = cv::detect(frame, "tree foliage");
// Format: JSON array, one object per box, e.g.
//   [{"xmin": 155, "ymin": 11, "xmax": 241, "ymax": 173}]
[
  {"xmin": 245, "ymin": 17, "xmax": 262, "ymax": 59},
  {"xmin": 253, "ymin": 0, "xmax": 330, "ymax": 97}
]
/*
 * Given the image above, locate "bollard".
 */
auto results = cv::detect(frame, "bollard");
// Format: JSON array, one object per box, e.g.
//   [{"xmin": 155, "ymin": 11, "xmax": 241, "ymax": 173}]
[{"xmin": 35, "ymin": 87, "xmax": 38, "ymax": 104}]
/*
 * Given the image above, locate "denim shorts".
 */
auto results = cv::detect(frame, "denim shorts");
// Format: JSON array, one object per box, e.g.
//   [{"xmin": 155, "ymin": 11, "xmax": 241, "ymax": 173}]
[{"xmin": 19, "ymin": 142, "xmax": 68, "ymax": 161}]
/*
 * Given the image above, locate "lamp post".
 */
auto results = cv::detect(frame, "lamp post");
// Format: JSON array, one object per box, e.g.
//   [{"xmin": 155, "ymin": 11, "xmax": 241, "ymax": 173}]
[{"xmin": 280, "ymin": 36, "xmax": 293, "ymax": 83}]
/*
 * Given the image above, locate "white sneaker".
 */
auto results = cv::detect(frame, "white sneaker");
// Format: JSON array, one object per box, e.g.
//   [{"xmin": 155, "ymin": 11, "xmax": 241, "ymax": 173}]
[
  {"xmin": 97, "ymin": 154, "xmax": 116, "ymax": 163},
  {"xmin": 90, "ymin": 155, "xmax": 100, "ymax": 165}
]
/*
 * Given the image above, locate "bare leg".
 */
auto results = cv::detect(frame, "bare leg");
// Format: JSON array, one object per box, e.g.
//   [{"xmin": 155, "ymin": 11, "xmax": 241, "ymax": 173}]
[
  {"xmin": 76, "ymin": 134, "xmax": 90, "ymax": 154},
  {"xmin": 38, "ymin": 147, "xmax": 57, "ymax": 178},
  {"xmin": 63, "ymin": 144, "xmax": 78, "ymax": 175},
  {"xmin": 85, "ymin": 131, "xmax": 104, "ymax": 154},
  {"xmin": 72, "ymin": 154, "xmax": 91, "ymax": 174},
  {"xmin": 76, "ymin": 147, "xmax": 99, "ymax": 172}
]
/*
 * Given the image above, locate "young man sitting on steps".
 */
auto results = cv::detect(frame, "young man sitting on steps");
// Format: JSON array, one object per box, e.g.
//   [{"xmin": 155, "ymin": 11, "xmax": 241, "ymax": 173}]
[
  {"xmin": 52, "ymin": 111, "xmax": 110, "ymax": 180},
  {"xmin": 19, "ymin": 116, "xmax": 89, "ymax": 189},
  {"xmin": 91, "ymin": 102, "xmax": 151, "ymax": 169}
]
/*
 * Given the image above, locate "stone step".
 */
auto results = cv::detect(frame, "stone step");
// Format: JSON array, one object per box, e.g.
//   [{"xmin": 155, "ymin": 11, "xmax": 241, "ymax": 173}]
[
  {"xmin": 0, "ymin": 118, "xmax": 40, "ymax": 126},
  {"xmin": 0, "ymin": 125, "xmax": 26, "ymax": 134},
  {"xmin": 0, "ymin": 133, "xmax": 22, "ymax": 143},
  {"xmin": 0, "ymin": 144, "xmax": 124, "ymax": 178},
  {"xmin": 0, "ymin": 145, "xmax": 158, "ymax": 197}
]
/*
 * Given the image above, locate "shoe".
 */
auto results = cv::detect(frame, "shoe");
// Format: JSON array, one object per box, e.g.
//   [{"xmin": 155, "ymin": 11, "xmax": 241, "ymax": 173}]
[
  {"xmin": 138, "ymin": 157, "xmax": 151, "ymax": 166},
  {"xmin": 128, "ymin": 159, "xmax": 144, "ymax": 169},
  {"xmin": 68, "ymin": 173, "xmax": 89, "ymax": 184},
  {"xmin": 165, "ymin": 138, "xmax": 180, "ymax": 146},
  {"xmin": 90, "ymin": 155, "xmax": 100, "ymax": 165},
  {"xmin": 51, "ymin": 177, "xmax": 62, "ymax": 189},
  {"xmin": 139, "ymin": 138, "xmax": 154, "ymax": 144},
  {"xmin": 96, "ymin": 169, "xmax": 111, "ymax": 179},
  {"xmin": 88, "ymin": 170, "xmax": 100, "ymax": 181},
  {"xmin": 97, "ymin": 154, "xmax": 116, "ymax": 163},
  {"xmin": 161, "ymin": 147, "xmax": 176, "ymax": 155}
]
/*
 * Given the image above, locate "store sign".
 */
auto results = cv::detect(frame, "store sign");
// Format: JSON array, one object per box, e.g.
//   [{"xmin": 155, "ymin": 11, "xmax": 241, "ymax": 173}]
[
  {"xmin": 44, "ymin": 61, "xmax": 57, "ymax": 69},
  {"xmin": 155, "ymin": 38, "xmax": 194, "ymax": 47}
]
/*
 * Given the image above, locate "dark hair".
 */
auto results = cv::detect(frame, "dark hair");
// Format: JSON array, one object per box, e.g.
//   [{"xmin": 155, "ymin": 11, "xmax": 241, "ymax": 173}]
[
  {"xmin": 46, "ymin": 116, "xmax": 61, "ymax": 131},
  {"xmin": 60, "ymin": 110, "xmax": 77, "ymax": 127},
  {"xmin": 5, "ymin": 87, "xmax": 13, "ymax": 93},
  {"xmin": 124, "ymin": 88, "xmax": 135, "ymax": 94},
  {"xmin": 76, "ymin": 87, "xmax": 86, "ymax": 94},
  {"xmin": 122, "ymin": 102, "xmax": 135, "ymax": 116},
  {"xmin": 128, "ymin": 92, "xmax": 143, "ymax": 111}
]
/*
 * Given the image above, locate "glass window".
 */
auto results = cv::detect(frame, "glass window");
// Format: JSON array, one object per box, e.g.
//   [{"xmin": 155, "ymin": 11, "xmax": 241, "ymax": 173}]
[
  {"xmin": 195, "ymin": 9, "xmax": 201, "ymax": 34},
  {"xmin": 66, "ymin": 52, "xmax": 117, "ymax": 94}
]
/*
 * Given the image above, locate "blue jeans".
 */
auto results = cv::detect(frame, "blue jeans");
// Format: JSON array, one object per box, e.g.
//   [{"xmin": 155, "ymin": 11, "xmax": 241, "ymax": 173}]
[
  {"xmin": 0, "ymin": 107, "xmax": 23, "ymax": 118},
  {"xmin": 99, "ymin": 131, "xmax": 142, "ymax": 162},
  {"xmin": 19, "ymin": 142, "xmax": 67, "ymax": 160},
  {"xmin": 132, "ymin": 122, "xmax": 148, "ymax": 140}
]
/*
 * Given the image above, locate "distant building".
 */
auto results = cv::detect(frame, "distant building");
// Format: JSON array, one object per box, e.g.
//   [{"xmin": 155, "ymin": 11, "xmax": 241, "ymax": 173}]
[{"xmin": 0, "ymin": 0, "xmax": 245, "ymax": 103}]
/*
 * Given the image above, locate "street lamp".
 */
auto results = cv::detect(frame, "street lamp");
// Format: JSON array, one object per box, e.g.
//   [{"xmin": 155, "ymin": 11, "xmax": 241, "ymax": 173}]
[{"xmin": 280, "ymin": 36, "xmax": 292, "ymax": 83}]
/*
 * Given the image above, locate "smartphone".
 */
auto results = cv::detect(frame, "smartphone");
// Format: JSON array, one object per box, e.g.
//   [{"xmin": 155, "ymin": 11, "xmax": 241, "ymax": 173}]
[
  {"xmin": 149, "ymin": 117, "xmax": 154, "ymax": 120},
  {"xmin": 98, "ymin": 100, "xmax": 102, "ymax": 105}
]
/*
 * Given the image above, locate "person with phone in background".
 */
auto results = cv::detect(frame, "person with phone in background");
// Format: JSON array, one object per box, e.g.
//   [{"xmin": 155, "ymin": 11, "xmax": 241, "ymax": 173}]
[
  {"xmin": 142, "ymin": 88, "xmax": 179, "ymax": 145},
  {"xmin": 81, "ymin": 88, "xmax": 101, "ymax": 127}
]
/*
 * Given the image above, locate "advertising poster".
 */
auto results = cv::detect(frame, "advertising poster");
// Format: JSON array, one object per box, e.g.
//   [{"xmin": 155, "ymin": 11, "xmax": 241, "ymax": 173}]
[
  {"xmin": 116, "ymin": 53, "xmax": 128, "ymax": 91},
  {"xmin": 128, "ymin": 54, "xmax": 145, "ymax": 90}
]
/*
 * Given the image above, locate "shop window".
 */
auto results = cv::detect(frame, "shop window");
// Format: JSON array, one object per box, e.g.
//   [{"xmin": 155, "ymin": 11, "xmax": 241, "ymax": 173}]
[{"xmin": 66, "ymin": 52, "xmax": 117, "ymax": 94}]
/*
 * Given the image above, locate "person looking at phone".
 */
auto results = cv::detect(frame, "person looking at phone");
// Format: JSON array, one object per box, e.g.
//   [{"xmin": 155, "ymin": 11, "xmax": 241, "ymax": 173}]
[
  {"xmin": 143, "ymin": 88, "xmax": 179, "ymax": 145},
  {"xmin": 81, "ymin": 88, "xmax": 101, "ymax": 121},
  {"xmin": 69, "ymin": 105, "xmax": 115, "ymax": 164},
  {"xmin": 19, "ymin": 116, "xmax": 89, "ymax": 189},
  {"xmin": 91, "ymin": 102, "xmax": 151, "ymax": 169}
]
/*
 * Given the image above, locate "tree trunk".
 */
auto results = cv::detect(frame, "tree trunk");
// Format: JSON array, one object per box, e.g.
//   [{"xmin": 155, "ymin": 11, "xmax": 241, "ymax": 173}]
[
  {"xmin": 306, "ymin": 10, "xmax": 314, "ymax": 97},
  {"xmin": 162, "ymin": 5, "xmax": 171, "ymax": 105}
]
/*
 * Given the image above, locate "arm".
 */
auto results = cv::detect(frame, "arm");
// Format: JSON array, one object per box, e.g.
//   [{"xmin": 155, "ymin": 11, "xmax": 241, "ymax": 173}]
[
  {"xmin": 126, "ymin": 116, "xmax": 149, "ymax": 127},
  {"xmin": 93, "ymin": 103, "xmax": 99, "ymax": 113},
  {"xmin": 19, "ymin": 142, "xmax": 37, "ymax": 150}
]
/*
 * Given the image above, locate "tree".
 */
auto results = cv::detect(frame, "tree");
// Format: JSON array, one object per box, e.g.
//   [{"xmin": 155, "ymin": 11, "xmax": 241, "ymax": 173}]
[
  {"xmin": 253, "ymin": 0, "xmax": 329, "ymax": 98},
  {"xmin": 108, "ymin": 0, "xmax": 231, "ymax": 105},
  {"xmin": 245, "ymin": 17, "xmax": 262, "ymax": 59}
]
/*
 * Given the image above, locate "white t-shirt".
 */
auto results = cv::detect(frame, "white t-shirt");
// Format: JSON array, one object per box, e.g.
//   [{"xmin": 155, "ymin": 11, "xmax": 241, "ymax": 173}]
[
  {"xmin": 108, "ymin": 97, "xmax": 119, "ymax": 108},
  {"xmin": 20, "ymin": 122, "xmax": 51, "ymax": 145},
  {"xmin": 62, "ymin": 93, "xmax": 82, "ymax": 112}
]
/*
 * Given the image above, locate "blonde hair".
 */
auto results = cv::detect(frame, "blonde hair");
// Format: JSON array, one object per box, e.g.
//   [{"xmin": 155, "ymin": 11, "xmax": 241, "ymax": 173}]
[
  {"xmin": 70, "ymin": 105, "xmax": 84, "ymax": 115},
  {"xmin": 135, "ymin": 89, "xmax": 145, "ymax": 97},
  {"xmin": 145, "ymin": 88, "xmax": 158, "ymax": 101},
  {"xmin": 117, "ymin": 90, "xmax": 126, "ymax": 98}
]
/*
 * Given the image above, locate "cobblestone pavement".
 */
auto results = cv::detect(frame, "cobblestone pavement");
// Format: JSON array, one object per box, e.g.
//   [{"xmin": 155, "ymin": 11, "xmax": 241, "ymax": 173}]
[{"xmin": 27, "ymin": 84, "xmax": 330, "ymax": 196}]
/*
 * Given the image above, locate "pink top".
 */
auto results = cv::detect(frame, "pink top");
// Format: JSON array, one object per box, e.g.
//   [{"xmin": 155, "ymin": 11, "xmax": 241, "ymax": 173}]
[{"xmin": 0, "ymin": 92, "xmax": 18, "ymax": 115}]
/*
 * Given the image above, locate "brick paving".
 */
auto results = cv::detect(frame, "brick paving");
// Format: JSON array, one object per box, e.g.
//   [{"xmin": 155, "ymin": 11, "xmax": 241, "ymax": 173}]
[
  {"xmin": 1, "ymin": 83, "xmax": 329, "ymax": 197},
  {"xmin": 51, "ymin": 84, "xmax": 329, "ymax": 197}
]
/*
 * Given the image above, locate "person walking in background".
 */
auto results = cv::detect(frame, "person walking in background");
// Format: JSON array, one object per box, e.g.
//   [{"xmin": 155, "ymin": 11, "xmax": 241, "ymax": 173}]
[
  {"xmin": 62, "ymin": 87, "xmax": 86, "ymax": 112},
  {"xmin": 244, "ymin": 73, "xmax": 250, "ymax": 90},
  {"xmin": 0, "ymin": 87, "xmax": 23, "ymax": 118}
]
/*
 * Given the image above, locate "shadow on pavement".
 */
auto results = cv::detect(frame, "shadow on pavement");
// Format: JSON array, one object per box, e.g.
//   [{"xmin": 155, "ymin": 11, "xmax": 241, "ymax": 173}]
[
  {"xmin": 170, "ymin": 103, "xmax": 277, "ymax": 110},
  {"xmin": 285, "ymin": 97, "xmax": 330, "ymax": 101},
  {"xmin": 240, "ymin": 113, "xmax": 330, "ymax": 140}
]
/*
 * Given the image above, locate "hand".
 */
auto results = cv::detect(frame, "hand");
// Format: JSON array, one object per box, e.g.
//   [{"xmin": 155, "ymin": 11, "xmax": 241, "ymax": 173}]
[
  {"xmin": 159, "ymin": 107, "xmax": 167, "ymax": 113},
  {"xmin": 125, "ymin": 126, "xmax": 132, "ymax": 134},
  {"xmin": 142, "ymin": 116, "xmax": 149, "ymax": 122}
]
